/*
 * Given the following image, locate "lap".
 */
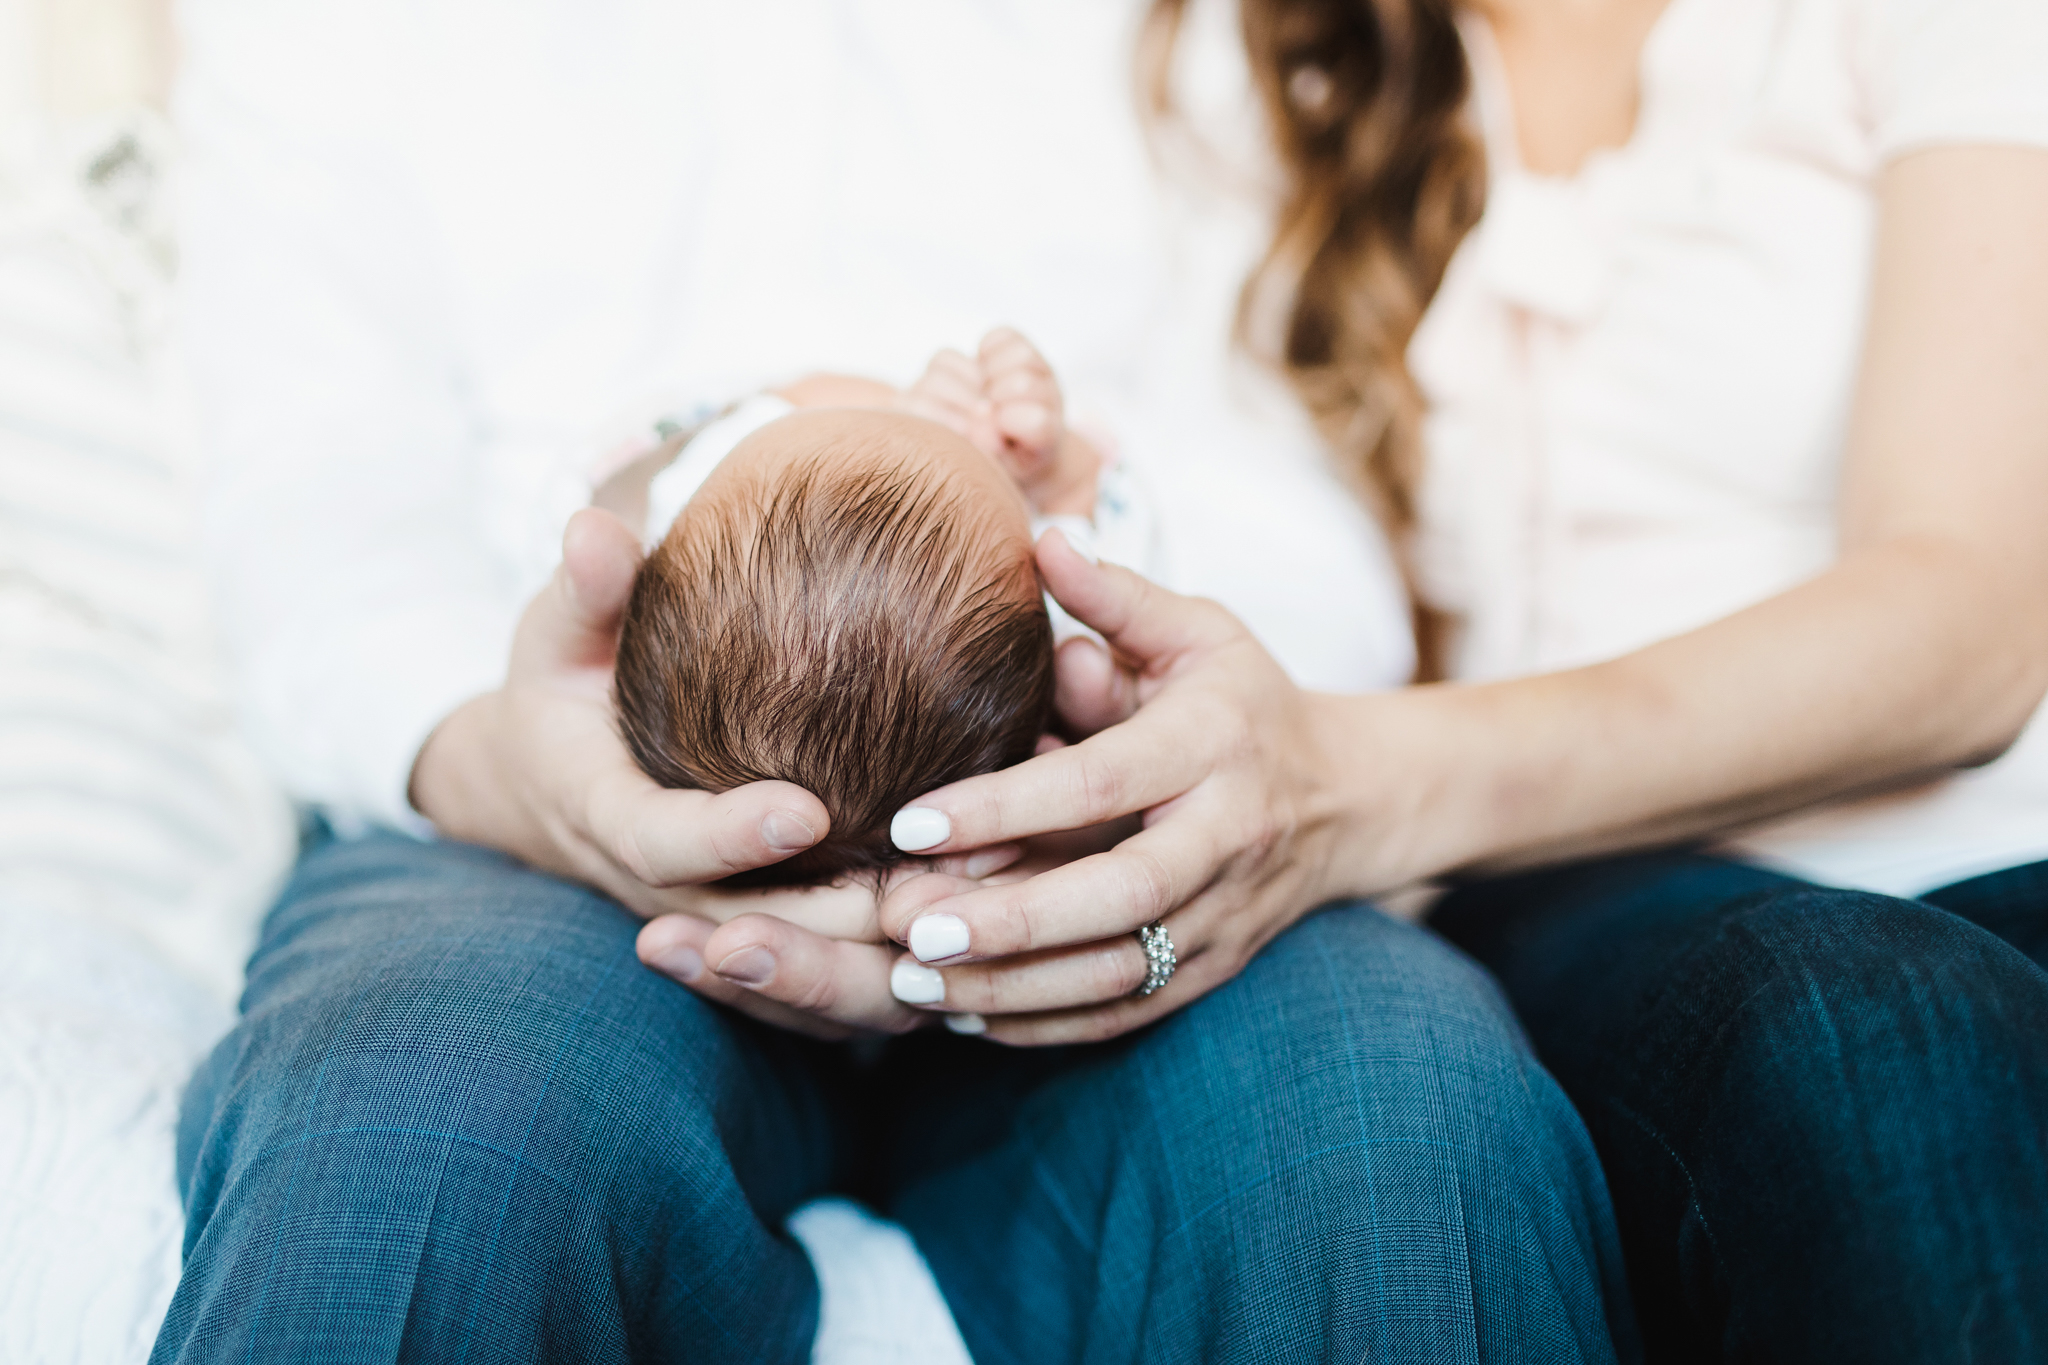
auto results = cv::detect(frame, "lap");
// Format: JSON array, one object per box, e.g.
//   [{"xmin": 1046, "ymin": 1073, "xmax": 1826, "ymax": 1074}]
[
  {"xmin": 885, "ymin": 904, "xmax": 1630, "ymax": 1365},
  {"xmin": 163, "ymin": 840, "xmax": 1631, "ymax": 1364},
  {"xmin": 160, "ymin": 832, "xmax": 843, "ymax": 1365},
  {"xmin": 1430, "ymin": 851, "xmax": 2048, "ymax": 1363}
]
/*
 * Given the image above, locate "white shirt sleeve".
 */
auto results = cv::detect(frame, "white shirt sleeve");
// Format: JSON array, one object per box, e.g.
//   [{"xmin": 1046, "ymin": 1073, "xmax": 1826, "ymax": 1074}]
[
  {"xmin": 180, "ymin": 1, "xmax": 516, "ymax": 835},
  {"xmin": 1861, "ymin": 0, "xmax": 2048, "ymax": 158}
]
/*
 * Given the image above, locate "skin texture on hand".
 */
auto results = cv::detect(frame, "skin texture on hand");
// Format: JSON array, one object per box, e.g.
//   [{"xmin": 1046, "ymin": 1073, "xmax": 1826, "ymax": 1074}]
[
  {"xmin": 643, "ymin": 528, "xmax": 1367, "ymax": 1045},
  {"xmin": 467, "ymin": 149, "xmax": 2048, "ymax": 1048},
  {"xmin": 855, "ymin": 148, "xmax": 2048, "ymax": 1045}
]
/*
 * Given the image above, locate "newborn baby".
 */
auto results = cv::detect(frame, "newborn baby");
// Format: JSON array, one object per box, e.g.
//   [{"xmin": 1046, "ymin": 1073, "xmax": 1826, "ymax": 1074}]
[{"xmin": 614, "ymin": 331, "xmax": 1099, "ymax": 887}]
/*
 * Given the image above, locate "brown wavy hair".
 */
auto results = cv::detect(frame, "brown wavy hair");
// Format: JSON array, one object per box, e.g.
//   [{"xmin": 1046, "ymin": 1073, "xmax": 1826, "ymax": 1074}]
[{"xmin": 1142, "ymin": 0, "xmax": 1484, "ymax": 663}]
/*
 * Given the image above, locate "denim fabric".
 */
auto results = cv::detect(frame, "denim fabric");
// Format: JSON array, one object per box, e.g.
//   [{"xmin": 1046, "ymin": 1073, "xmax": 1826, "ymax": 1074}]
[
  {"xmin": 1430, "ymin": 853, "xmax": 2048, "ymax": 1364},
  {"xmin": 154, "ymin": 834, "xmax": 1633, "ymax": 1364}
]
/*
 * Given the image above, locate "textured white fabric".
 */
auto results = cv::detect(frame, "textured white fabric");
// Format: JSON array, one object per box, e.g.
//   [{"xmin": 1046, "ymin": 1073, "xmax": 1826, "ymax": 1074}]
[
  {"xmin": 178, "ymin": 0, "xmax": 1416, "ymax": 836},
  {"xmin": 0, "ymin": 110, "xmax": 295, "ymax": 1364},
  {"xmin": 789, "ymin": 1200, "xmax": 976, "ymax": 1365},
  {"xmin": 1411, "ymin": 0, "xmax": 2048, "ymax": 896}
]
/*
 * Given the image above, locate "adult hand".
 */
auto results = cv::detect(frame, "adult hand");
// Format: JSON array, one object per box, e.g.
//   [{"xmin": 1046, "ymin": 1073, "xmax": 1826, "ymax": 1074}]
[
  {"xmin": 410, "ymin": 507, "xmax": 870, "ymax": 940},
  {"xmin": 871, "ymin": 530, "xmax": 1376, "ymax": 1045},
  {"xmin": 414, "ymin": 506, "xmax": 1046, "ymax": 1041}
]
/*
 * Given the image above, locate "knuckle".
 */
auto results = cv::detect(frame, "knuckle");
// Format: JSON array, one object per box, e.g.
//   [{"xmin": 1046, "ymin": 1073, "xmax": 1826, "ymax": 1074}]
[
  {"xmin": 980, "ymin": 970, "xmax": 1023, "ymax": 1017},
  {"xmin": 1122, "ymin": 847, "xmax": 1177, "ymax": 922},
  {"xmin": 607, "ymin": 822, "xmax": 661, "ymax": 885},
  {"xmin": 1242, "ymin": 810, "xmax": 1286, "ymax": 864},
  {"xmin": 698, "ymin": 820, "xmax": 753, "ymax": 878},
  {"xmin": 1071, "ymin": 750, "xmax": 1127, "ymax": 821},
  {"xmin": 788, "ymin": 970, "xmax": 840, "ymax": 1016},
  {"xmin": 991, "ymin": 896, "xmax": 1037, "ymax": 954}
]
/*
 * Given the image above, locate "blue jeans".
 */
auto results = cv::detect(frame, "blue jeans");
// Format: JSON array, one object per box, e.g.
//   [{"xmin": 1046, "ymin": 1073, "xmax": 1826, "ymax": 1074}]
[
  {"xmin": 154, "ymin": 833, "xmax": 1633, "ymax": 1363},
  {"xmin": 1430, "ymin": 853, "xmax": 2048, "ymax": 1363}
]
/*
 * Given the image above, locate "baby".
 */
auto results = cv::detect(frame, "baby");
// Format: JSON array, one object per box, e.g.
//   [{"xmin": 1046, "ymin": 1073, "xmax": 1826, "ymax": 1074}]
[{"xmin": 613, "ymin": 330, "xmax": 1102, "ymax": 887}]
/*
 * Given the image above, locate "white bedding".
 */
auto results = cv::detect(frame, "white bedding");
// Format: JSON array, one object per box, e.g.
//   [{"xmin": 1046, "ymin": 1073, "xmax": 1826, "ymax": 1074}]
[
  {"xmin": 0, "ymin": 108, "xmax": 966, "ymax": 1365},
  {"xmin": 1, "ymin": 110, "xmax": 295, "ymax": 1364}
]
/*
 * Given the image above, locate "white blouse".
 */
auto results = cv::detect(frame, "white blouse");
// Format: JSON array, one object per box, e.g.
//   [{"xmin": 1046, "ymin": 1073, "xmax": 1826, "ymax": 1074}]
[
  {"xmin": 180, "ymin": 0, "xmax": 1416, "ymax": 835},
  {"xmin": 1411, "ymin": 0, "xmax": 2048, "ymax": 894}
]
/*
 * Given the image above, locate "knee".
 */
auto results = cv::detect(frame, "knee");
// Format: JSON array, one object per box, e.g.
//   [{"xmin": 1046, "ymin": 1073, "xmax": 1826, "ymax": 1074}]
[
  {"xmin": 1208, "ymin": 904, "xmax": 1529, "ymax": 1087},
  {"xmin": 192, "ymin": 850, "xmax": 749, "ymax": 1227},
  {"xmin": 1154, "ymin": 904, "xmax": 1593, "ymax": 1179},
  {"xmin": 1624, "ymin": 888, "xmax": 2048, "ymax": 1128},
  {"xmin": 1662, "ymin": 888, "xmax": 2041, "ymax": 1049},
  {"xmin": 1113, "ymin": 906, "xmax": 1626, "ymax": 1359}
]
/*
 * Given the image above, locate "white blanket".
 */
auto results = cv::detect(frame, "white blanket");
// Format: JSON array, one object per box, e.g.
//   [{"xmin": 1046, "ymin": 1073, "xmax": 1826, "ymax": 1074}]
[
  {"xmin": 0, "ymin": 108, "xmax": 295, "ymax": 1363},
  {"xmin": 0, "ymin": 108, "xmax": 966, "ymax": 1365}
]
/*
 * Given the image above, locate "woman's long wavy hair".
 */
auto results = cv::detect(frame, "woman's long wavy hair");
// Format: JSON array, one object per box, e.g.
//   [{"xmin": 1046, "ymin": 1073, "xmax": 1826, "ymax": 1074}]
[{"xmin": 1142, "ymin": 0, "xmax": 1484, "ymax": 665}]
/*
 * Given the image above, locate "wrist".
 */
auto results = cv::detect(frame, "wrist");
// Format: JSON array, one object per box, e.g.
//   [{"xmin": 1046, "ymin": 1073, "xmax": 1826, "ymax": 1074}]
[
  {"xmin": 1303, "ymin": 684, "xmax": 1501, "ymax": 900},
  {"xmin": 407, "ymin": 691, "xmax": 506, "ymax": 840}
]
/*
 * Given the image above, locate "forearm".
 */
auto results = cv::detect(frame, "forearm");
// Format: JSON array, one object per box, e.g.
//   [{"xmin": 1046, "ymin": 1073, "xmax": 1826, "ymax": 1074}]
[{"xmin": 1322, "ymin": 537, "xmax": 2048, "ymax": 891}]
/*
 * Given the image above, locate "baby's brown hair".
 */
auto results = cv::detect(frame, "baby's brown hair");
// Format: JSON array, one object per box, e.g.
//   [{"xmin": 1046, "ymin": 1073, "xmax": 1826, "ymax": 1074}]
[{"xmin": 615, "ymin": 426, "xmax": 1055, "ymax": 886}]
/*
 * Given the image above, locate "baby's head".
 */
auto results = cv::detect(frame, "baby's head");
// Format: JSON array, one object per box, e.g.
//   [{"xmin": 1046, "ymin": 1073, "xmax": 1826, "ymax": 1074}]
[{"xmin": 616, "ymin": 408, "xmax": 1054, "ymax": 886}]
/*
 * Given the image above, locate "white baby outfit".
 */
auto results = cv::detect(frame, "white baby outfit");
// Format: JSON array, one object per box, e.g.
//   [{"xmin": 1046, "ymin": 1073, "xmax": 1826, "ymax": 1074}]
[{"xmin": 182, "ymin": 0, "xmax": 1414, "ymax": 840}]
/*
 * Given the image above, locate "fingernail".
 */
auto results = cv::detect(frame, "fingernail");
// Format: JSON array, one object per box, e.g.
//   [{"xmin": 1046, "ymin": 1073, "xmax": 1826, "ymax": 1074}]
[
  {"xmin": 963, "ymin": 847, "xmax": 1015, "ymax": 880},
  {"xmin": 890, "ymin": 806, "xmax": 950, "ymax": 851},
  {"xmin": 944, "ymin": 1012, "xmax": 988, "ymax": 1035},
  {"xmin": 1037, "ymin": 523, "xmax": 1097, "ymax": 565},
  {"xmin": 714, "ymin": 946, "xmax": 777, "ymax": 988},
  {"xmin": 889, "ymin": 959, "xmax": 946, "ymax": 1004},
  {"xmin": 762, "ymin": 810, "xmax": 818, "ymax": 853},
  {"xmin": 656, "ymin": 945, "xmax": 705, "ymax": 983},
  {"xmin": 909, "ymin": 913, "xmax": 970, "ymax": 962}
]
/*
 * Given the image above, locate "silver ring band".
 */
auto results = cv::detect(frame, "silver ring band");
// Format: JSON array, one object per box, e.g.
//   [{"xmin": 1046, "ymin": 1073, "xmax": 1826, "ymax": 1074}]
[{"xmin": 1135, "ymin": 921, "xmax": 1177, "ymax": 996}]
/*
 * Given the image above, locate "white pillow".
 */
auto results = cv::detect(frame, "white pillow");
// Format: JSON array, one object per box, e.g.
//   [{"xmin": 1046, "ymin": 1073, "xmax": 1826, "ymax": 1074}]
[{"xmin": 0, "ymin": 110, "xmax": 293, "ymax": 1365}]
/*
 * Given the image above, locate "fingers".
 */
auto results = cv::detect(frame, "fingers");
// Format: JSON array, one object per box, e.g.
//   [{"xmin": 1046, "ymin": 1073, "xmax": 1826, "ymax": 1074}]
[
  {"xmin": 992, "ymin": 403, "xmax": 1060, "ymax": 467},
  {"xmin": 698, "ymin": 913, "xmax": 927, "ymax": 1033},
  {"xmin": 511, "ymin": 507, "xmax": 645, "ymax": 679},
  {"xmin": 887, "ymin": 934, "xmax": 1152, "ymax": 1017},
  {"xmin": 884, "ymin": 683, "xmax": 1213, "ymax": 855},
  {"xmin": 978, "ymin": 327, "xmax": 1062, "ymax": 465},
  {"xmin": 909, "ymin": 349, "xmax": 988, "ymax": 415},
  {"xmin": 1053, "ymin": 635, "xmax": 1137, "ymax": 737},
  {"xmin": 977, "ymin": 327, "xmax": 1052, "ymax": 388},
  {"xmin": 586, "ymin": 764, "xmax": 829, "ymax": 887},
  {"xmin": 902, "ymin": 348, "xmax": 996, "ymax": 450},
  {"xmin": 664, "ymin": 873, "xmax": 882, "ymax": 939},
  {"xmin": 879, "ymin": 802, "xmax": 1232, "ymax": 960},
  {"xmin": 884, "ymin": 708, "xmax": 1207, "ymax": 856},
  {"xmin": 1036, "ymin": 529, "xmax": 1241, "ymax": 665},
  {"xmin": 637, "ymin": 914, "xmax": 865, "ymax": 1040}
]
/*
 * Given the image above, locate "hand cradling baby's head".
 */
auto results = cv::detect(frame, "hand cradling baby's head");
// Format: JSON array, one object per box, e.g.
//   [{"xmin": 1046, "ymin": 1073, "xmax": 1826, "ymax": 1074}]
[{"xmin": 614, "ymin": 408, "xmax": 1054, "ymax": 886}]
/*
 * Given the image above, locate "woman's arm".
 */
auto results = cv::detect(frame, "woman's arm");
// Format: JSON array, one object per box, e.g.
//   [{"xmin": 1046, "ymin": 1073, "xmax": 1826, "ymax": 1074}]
[{"xmin": 829, "ymin": 144, "xmax": 2048, "ymax": 1042}]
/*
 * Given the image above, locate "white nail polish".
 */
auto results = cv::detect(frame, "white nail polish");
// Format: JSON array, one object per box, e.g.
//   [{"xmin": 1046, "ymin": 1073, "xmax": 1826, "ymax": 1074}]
[
  {"xmin": 890, "ymin": 959, "xmax": 946, "ymax": 1005},
  {"xmin": 891, "ymin": 806, "xmax": 951, "ymax": 852},
  {"xmin": 908, "ymin": 913, "xmax": 971, "ymax": 963},
  {"xmin": 944, "ymin": 1012, "xmax": 988, "ymax": 1035}
]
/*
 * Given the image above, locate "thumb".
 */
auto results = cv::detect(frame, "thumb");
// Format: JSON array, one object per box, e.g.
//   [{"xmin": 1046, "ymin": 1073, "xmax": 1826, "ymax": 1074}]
[
  {"xmin": 1035, "ymin": 528, "xmax": 1241, "ymax": 673},
  {"xmin": 1053, "ymin": 635, "xmax": 1136, "ymax": 737},
  {"xmin": 512, "ymin": 507, "xmax": 646, "ymax": 679}
]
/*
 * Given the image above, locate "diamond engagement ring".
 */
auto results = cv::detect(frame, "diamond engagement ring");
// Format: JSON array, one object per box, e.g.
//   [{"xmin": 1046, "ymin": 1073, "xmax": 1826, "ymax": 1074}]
[{"xmin": 1135, "ymin": 922, "xmax": 1177, "ymax": 996}]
